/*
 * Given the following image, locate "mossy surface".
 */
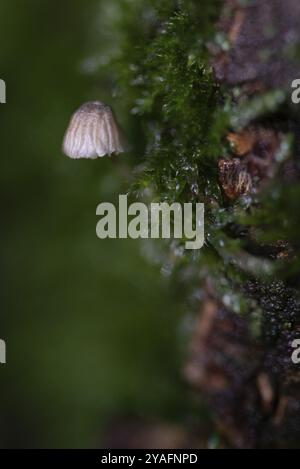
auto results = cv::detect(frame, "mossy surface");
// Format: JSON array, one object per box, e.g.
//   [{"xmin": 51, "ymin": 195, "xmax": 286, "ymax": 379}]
[{"xmin": 100, "ymin": 0, "xmax": 300, "ymax": 447}]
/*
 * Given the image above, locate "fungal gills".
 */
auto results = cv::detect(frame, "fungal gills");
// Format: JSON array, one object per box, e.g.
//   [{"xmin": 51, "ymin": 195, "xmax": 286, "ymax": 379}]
[{"xmin": 63, "ymin": 101, "xmax": 124, "ymax": 159}]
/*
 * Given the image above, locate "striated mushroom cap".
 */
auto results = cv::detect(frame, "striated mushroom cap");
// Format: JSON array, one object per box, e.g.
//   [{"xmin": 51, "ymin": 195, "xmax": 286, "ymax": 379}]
[{"xmin": 63, "ymin": 101, "xmax": 124, "ymax": 159}]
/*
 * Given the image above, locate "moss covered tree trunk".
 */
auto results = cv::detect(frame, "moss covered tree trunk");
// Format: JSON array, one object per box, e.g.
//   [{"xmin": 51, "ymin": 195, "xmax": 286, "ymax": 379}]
[{"xmin": 106, "ymin": 0, "xmax": 300, "ymax": 448}]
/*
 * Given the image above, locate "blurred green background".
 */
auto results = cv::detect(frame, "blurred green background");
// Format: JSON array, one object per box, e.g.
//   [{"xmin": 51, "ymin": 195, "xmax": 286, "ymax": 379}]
[{"xmin": 0, "ymin": 0, "xmax": 186, "ymax": 448}]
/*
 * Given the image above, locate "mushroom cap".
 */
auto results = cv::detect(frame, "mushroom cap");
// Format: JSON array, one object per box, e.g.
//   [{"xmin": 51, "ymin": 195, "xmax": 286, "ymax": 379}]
[{"xmin": 63, "ymin": 101, "xmax": 124, "ymax": 159}]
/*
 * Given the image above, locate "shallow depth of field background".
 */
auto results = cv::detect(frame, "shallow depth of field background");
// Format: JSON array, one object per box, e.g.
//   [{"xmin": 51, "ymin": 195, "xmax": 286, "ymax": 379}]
[{"xmin": 0, "ymin": 0, "xmax": 190, "ymax": 448}]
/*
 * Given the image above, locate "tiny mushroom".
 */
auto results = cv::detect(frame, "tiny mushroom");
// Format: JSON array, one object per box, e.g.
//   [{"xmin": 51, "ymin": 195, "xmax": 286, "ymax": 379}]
[{"xmin": 63, "ymin": 101, "xmax": 124, "ymax": 159}]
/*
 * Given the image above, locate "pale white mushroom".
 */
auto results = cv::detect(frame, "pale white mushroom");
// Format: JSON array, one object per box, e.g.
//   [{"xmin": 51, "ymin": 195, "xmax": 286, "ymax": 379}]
[{"xmin": 63, "ymin": 101, "xmax": 124, "ymax": 159}]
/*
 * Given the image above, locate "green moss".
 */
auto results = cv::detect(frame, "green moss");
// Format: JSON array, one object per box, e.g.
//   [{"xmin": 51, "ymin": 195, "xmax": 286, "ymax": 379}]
[{"xmin": 107, "ymin": 0, "xmax": 300, "ymax": 335}]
